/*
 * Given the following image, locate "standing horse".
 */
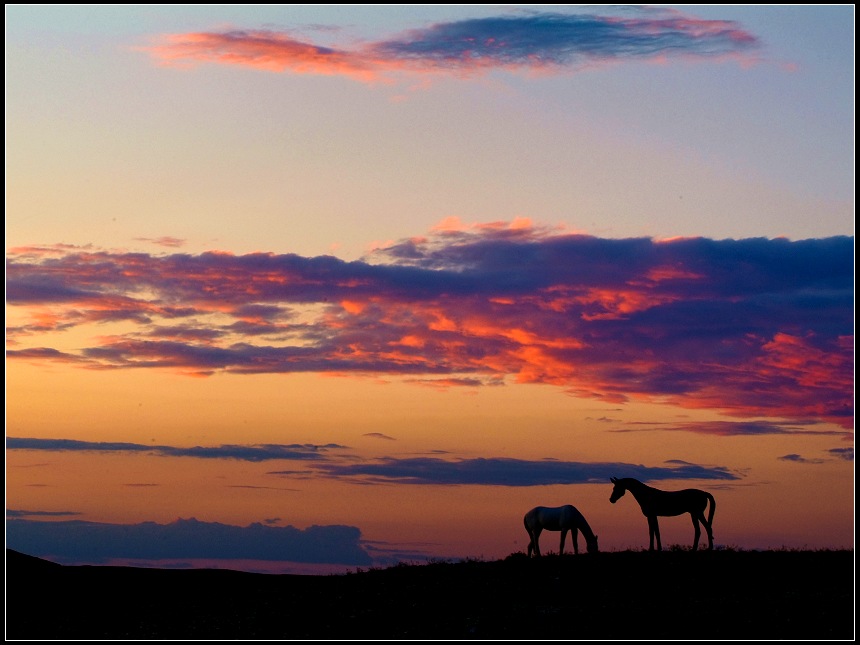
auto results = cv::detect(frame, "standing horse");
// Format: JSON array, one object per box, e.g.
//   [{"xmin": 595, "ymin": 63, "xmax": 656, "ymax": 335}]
[
  {"xmin": 524, "ymin": 505, "xmax": 599, "ymax": 557},
  {"xmin": 609, "ymin": 477, "xmax": 715, "ymax": 551}
]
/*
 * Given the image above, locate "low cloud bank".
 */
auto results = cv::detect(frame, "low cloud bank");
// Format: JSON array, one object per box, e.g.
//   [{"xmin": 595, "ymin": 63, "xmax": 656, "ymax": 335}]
[{"xmin": 6, "ymin": 516, "xmax": 372, "ymax": 566}]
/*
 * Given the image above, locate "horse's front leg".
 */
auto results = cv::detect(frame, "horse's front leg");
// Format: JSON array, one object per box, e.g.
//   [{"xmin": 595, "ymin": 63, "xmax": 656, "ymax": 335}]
[
  {"xmin": 559, "ymin": 529, "xmax": 568, "ymax": 555},
  {"xmin": 647, "ymin": 516, "xmax": 661, "ymax": 551},
  {"xmin": 572, "ymin": 528, "xmax": 580, "ymax": 555}
]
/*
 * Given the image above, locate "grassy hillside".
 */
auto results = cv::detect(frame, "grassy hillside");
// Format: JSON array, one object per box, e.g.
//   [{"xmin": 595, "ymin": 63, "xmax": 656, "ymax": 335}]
[{"xmin": 5, "ymin": 548, "xmax": 854, "ymax": 640}]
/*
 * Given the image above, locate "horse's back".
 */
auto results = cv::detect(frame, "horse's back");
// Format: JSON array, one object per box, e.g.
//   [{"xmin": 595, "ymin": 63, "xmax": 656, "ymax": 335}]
[
  {"xmin": 527, "ymin": 505, "xmax": 582, "ymax": 531},
  {"xmin": 651, "ymin": 488, "xmax": 711, "ymax": 515},
  {"xmin": 680, "ymin": 488, "xmax": 712, "ymax": 504},
  {"xmin": 560, "ymin": 504, "xmax": 585, "ymax": 523}
]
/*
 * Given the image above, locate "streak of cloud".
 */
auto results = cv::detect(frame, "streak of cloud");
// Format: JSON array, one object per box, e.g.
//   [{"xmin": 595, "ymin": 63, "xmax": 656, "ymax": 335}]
[
  {"xmin": 614, "ymin": 419, "xmax": 846, "ymax": 437},
  {"xmin": 272, "ymin": 456, "xmax": 739, "ymax": 487},
  {"xmin": 6, "ymin": 437, "xmax": 348, "ymax": 462},
  {"xmin": 134, "ymin": 236, "xmax": 186, "ymax": 248},
  {"xmin": 227, "ymin": 485, "xmax": 301, "ymax": 491},
  {"xmin": 777, "ymin": 454, "xmax": 825, "ymax": 464},
  {"xmin": 6, "ymin": 509, "xmax": 82, "ymax": 519},
  {"xmin": 6, "ymin": 517, "xmax": 372, "ymax": 566},
  {"xmin": 828, "ymin": 447, "xmax": 854, "ymax": 461},
  {"xmin": 404, "ymin": 376, "xmax": 503, "ymax": 390},
  {"xmin": 6, "ymin": 435, "xmax": 751, "ymax": 487},
  {"xmin": 139, "ymin": 8, "xmax": 760, "ymax": 83},
  {"xmin": 6, "ymin": 225, "xmax": 853, "ymax": 429}
]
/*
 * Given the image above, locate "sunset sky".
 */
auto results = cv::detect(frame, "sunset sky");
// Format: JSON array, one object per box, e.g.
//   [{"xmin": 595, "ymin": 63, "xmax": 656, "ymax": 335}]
[{"xmin": 6, "ymin": 5, "xmax": 854, "ymax": 574}]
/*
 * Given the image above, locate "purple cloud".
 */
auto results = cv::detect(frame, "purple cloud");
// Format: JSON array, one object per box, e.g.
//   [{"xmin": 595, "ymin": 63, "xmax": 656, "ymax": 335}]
[
  {"xmin": 8, "ymin": 435, "xmax": 745, "ymax": 487},
  {"xmin": 6, "ymin": 227, "xmax": 853, "ymax": 429},
  {"xmin": 272, "ymin": 457, "xmax": 739, "ymax": 487},
  {"xmin": 777, "ymin": 454, "xmax": 825, "ymax": 464},
  {"xmin": 827, "ymin": 447, "xmax": 854, "ymax": 461}
]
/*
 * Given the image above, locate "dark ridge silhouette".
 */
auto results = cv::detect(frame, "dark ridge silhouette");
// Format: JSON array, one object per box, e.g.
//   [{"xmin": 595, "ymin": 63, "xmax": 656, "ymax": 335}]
[
  {"xmin": 5, "ymin": 547, "xmax": 853, "ymax": 639},
  {"xmin": 523, "ymin": 504, "xmax": 598, "ymax": 556},
  {"xmin": 6, "ymin": 548, "xmax": 62, "ymax": 570},
  {"xmin": 610, "ymin": 476, "xmax": 716, "ymax": 551}
]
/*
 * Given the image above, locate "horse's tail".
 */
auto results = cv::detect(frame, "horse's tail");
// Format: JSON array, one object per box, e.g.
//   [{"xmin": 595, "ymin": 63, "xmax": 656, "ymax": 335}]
[{"xmin": 706, "ymin": 492, "xmax": 716, "ymax": 528}]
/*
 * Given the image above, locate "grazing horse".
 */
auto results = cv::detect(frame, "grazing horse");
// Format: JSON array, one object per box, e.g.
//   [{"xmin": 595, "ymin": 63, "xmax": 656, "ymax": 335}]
[
  {"xmin": 609, "ymin": 477, "xmax": 715, "ymax": 551},
  {"xmin": 524, "ymin": 505, "xmax": 599, "ymax": 557}
]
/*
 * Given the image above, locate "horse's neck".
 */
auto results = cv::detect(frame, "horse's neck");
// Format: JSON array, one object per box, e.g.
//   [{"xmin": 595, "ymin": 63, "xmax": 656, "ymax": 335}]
[
  {"xmin": 577, "ymin": 517, "xmax": 596, "ymax": 542},
  {"xmin": 626, "ymin": 480, "xmax": 654, "ymax": 504},
  {"xmin": 567, "ymin": 508, "xmax": 596, "ymax": 541}
]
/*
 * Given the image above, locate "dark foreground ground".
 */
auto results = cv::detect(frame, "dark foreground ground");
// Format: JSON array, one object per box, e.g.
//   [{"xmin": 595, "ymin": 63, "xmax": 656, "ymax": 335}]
[{"xmin": 6, "ymin": 548, "xmax": 855, "ymax": 640}]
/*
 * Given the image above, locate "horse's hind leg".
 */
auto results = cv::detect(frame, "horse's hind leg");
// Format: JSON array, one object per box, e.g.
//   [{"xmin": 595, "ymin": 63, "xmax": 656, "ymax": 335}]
[
  {"xmin": 559, "ymin": 529, "xmax": 568, "ymax": 556},
  {"xmin": 691, "ymin": 513, "xmax": 714, "ymax": 551},
  {"xmin": 526, "ymin": 525, "xmax": 538, "ymax": 557},
  {"xmin": 529, "ymin": 534, "xmax": 540, "ymax": 557}
]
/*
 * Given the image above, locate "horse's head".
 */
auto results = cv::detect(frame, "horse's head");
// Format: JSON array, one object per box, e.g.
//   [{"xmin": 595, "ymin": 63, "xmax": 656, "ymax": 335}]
[
  {"xmin": 586, "ymin": 534, "xmax": 599, "ymax": 554},
  {"xmin": 609, "ymin": 477, "xmax": 625, "ymax": 504}
]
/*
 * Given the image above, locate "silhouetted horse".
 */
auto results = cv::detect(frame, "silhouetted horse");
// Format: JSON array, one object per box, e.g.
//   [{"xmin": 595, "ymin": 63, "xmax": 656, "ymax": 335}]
[
  {"xmin": 609, "ymin": 477, "xmax": 715, "ymax": 551},
  {"xmin": 524, "ymin": 504, "xmax": 599, "ymax": 557}
]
